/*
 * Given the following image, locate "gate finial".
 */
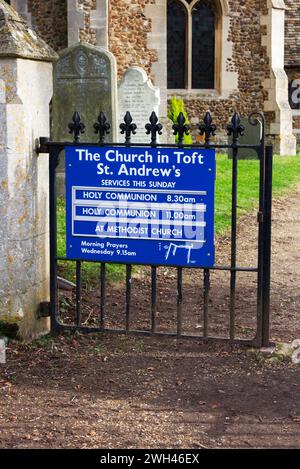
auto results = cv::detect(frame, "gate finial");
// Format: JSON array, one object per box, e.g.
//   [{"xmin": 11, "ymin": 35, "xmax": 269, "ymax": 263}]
[
  {"xmin": 120, "ymin": 112, "xmax": 137, "ymax": 145},
  {"xmin": 145, "ymin": 112, "xmax": 163, "ymax": 145},
  {"xmin": 199, "ymin": 112, "xmax": 217, "ymax": 145},
  {"xmin": 227, "ymin": 112, "xmax": 245, "ymax": 143},
  {"xmin": 172, "ymin": 112, "xmax": 190, "ymax": 146},
  {"xmin": 94, "ymin": 112, "xmax": 111, "ymax": 144},
  {"xmin": 68, "ymin": 111, "xmax": 85, "ymax": 142}
]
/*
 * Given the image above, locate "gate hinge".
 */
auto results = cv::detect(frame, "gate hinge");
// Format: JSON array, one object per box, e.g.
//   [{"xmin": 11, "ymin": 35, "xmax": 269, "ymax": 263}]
[
  {"xmin": 37, "ymin": 137, "xmax": 50, "ymax": 155},
  {"xmin": 257, "ymin": 211, "xmax": 264, "ymax": 223},
  {"xmin": 37, "ymin": 302, "xmax": 51, "ymax": 319}
]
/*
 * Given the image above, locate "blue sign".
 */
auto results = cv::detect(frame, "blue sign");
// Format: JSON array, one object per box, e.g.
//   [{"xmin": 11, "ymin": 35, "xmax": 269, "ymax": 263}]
[{"xmin": 66, "ymin": 146, "xmax": 215, "ymax": 267}]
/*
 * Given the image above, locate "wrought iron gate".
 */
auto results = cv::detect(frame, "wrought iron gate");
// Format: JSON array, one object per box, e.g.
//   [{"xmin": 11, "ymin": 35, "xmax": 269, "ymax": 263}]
[{"xmin": 38, "ymin": 110, "xmax": 272, "ymax": 348}]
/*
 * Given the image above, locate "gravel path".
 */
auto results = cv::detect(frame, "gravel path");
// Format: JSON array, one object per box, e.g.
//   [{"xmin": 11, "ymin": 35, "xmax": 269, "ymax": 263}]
[{"xmin": 1, "ymin": 186, "xmax": 300, "ymax": 449}]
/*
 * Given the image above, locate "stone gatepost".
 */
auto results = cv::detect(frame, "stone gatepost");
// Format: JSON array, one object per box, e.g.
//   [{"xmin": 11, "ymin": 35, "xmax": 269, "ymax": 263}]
[
  {"xmin": 0, "ymin": 1, "xmax": 57, "ymax": 340},
  {"xmin": 262, "ymin": 0, "xmax": 297, "ymax": 155}
]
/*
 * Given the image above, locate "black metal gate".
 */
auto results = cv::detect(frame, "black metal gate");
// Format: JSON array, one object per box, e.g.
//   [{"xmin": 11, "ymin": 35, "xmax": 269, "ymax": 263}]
[{"xmin": 38, "ymin": 110, "xmax": 272, "ymax": 348}]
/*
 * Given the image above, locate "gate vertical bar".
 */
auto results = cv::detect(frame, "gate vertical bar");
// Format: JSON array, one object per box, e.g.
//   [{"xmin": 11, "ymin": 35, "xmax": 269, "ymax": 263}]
[
  {"xmin": 126, "ymin": 264, "xmax": 132, "ymax": 331},
  {"xmin": 145, "ymin": 113, "xmax": 161, "ymax": 335},
  {"xmin": 75, "ymin": 261, "xmax": 82, "ymax": 326},
  {"xmin": 230, "ymin": 145, "xmax": 238, "ymax": 341},
  {"xmin": 227, "ymin": 113, "xmax": 244, "ymax": 342},
  {"xmin": 262, "ymin": 145, "xmax": 273, "ymax": 347},
  {"xmin": 100, "ymin": 263, "xmax": 106, "ymax": 330},
  {"xmin": 49, "ymin": 146, "xmax": 61, "ymax": 332},
  {"xmin": 199, "ymin": 112, "xmax": 216, "ymax": 340},
  {"xmin": 254, "ymin": 113, "xmax": 266, "ymax": 347},
  {"xmin": 203, "ymin": 269, "xmax": 210, "ymax": 338},
  {"xmin": 177, "ymin": 267, "xmax": 183, "ymax": 336},
  {"xmin": 151, "ymin": 266, "xmax": 157, "ymax": 333}
]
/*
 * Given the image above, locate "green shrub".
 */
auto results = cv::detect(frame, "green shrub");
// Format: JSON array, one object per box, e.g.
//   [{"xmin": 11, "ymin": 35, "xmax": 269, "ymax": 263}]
[{"xmin": 167, "ymin": 96, "xmax": 193, "ymax": 144}]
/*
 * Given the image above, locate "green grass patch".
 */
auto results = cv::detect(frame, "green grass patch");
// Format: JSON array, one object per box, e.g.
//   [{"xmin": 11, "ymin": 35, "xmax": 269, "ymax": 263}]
[
  {"xmin": 215, "ymin": 153, "xmax": 300, "ymax": 234},
  {"xmin": 57, "ymin": 154, "xmax": 300, "ymax": 283},
  {"xmin": 57, "ymin": 200, "xmax": 125, "ymax": 284}
]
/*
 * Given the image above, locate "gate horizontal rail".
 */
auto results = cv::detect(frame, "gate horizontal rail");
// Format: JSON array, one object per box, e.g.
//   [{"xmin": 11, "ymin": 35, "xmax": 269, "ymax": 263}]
[{"xmin": 39, "ymin": 110, "xmax": 273, "ymax": 348}]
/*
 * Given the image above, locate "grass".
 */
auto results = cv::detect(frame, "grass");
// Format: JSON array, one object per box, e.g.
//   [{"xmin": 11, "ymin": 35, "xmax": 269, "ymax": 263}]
[
  {"xmin": 57, "ymin": 202, "xmax": 125, "ymax": 284},
  {"xmin": 215, "ymin": 153, "xmax": 300, "ymax": 234},
  {"xmin": 57, "ymin": 153, "xmax": 300, "ymax": 283}
]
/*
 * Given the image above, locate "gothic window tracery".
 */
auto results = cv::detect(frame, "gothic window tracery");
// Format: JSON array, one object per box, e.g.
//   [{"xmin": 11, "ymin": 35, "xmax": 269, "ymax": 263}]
[{"xmin": 167, "ymin": 0, "xmax": 217, "ymax": 90}]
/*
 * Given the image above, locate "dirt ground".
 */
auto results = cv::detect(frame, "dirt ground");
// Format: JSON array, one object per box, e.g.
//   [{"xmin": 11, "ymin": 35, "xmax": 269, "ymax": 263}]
[{"xmin": 1, "ymin": 186, "xmax": 300, "ymax": 449}]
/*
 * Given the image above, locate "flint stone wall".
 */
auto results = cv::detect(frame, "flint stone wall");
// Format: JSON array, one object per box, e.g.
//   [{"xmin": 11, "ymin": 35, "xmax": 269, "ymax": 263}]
[
  {"xmin": 284, "ymin": 0, "xmax": 300, "ymax": 68},
  {"xmin": 28, "ymin": 0, "xmax": 68, "ymax": 52},
  {"xmin": 20, "ymin": 0, "xmax": 299, "ymax": 149}
]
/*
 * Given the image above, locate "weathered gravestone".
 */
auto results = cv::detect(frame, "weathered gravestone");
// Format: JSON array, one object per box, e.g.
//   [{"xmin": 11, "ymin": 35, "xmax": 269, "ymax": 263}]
[
  {"xmin": 52, "ymin": 43, "xmax": 118, "ymax": 192},
  {"xmin": 118, "ymin": 66, "xmax": 160, "ymax": 143},
  {"xmin": 52, "ymin": 42, "xmax": 118, "ymax": 142},
  {"xmin": 228, "ymin": 117, "xmax": 262, "ymax": 159}
]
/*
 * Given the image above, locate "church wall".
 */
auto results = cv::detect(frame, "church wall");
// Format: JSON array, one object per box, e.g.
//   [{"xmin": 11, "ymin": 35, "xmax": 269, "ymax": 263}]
[
  {"xmin": 285, "ymin": 0, "xmax": 300, "ymax": 146},
  {"xmin": 284, "ymin": 0, "xmax": 300, "ymax": 68},
  {"xmin": 27, "ymin": 0, "xmax": 68, "ymax": 52},
  {"xmin": 293, "ymin": 115, "xmax": 300, "ymax": 145},
  {"xmin": 21, "ymin": 0, "xmax": 298, "ymax": 147},
  {"xmin": 75, "ymin": 0, "xmax": 158, "ymax": 80},
  {"xmin": 182, "ymin": 0, "xmax": 269, "ymax": 139},
  {"xmin": 77, "ymin": 0, "xmax": 97, "ymax": 44},
  {"xmin": 27, "ymin": 0, "xmax": 270, "ymax": 139}
]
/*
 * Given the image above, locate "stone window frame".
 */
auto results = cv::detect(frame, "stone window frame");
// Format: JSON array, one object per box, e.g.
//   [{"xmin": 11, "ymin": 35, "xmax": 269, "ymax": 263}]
[
  {"xmin": 167, "ymin": 0, "xmax": 220, "ymax": 92},
  {"xmin": 166, "ymin": 0, "xmax": 236, "ymax": 98}
]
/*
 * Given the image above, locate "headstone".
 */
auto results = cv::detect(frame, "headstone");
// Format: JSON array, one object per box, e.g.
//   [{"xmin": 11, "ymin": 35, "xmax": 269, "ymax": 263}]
[
  {"xmin": 118, "ymin": 67, "xmax": 160, "ymax": 143},
  {"xmin": 52, "ymin": 43, "xmax": 118, "ymax": 142},
  {"xmin": 228, "ymin": 118, "xmax": 263, "ymax": 159}
]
